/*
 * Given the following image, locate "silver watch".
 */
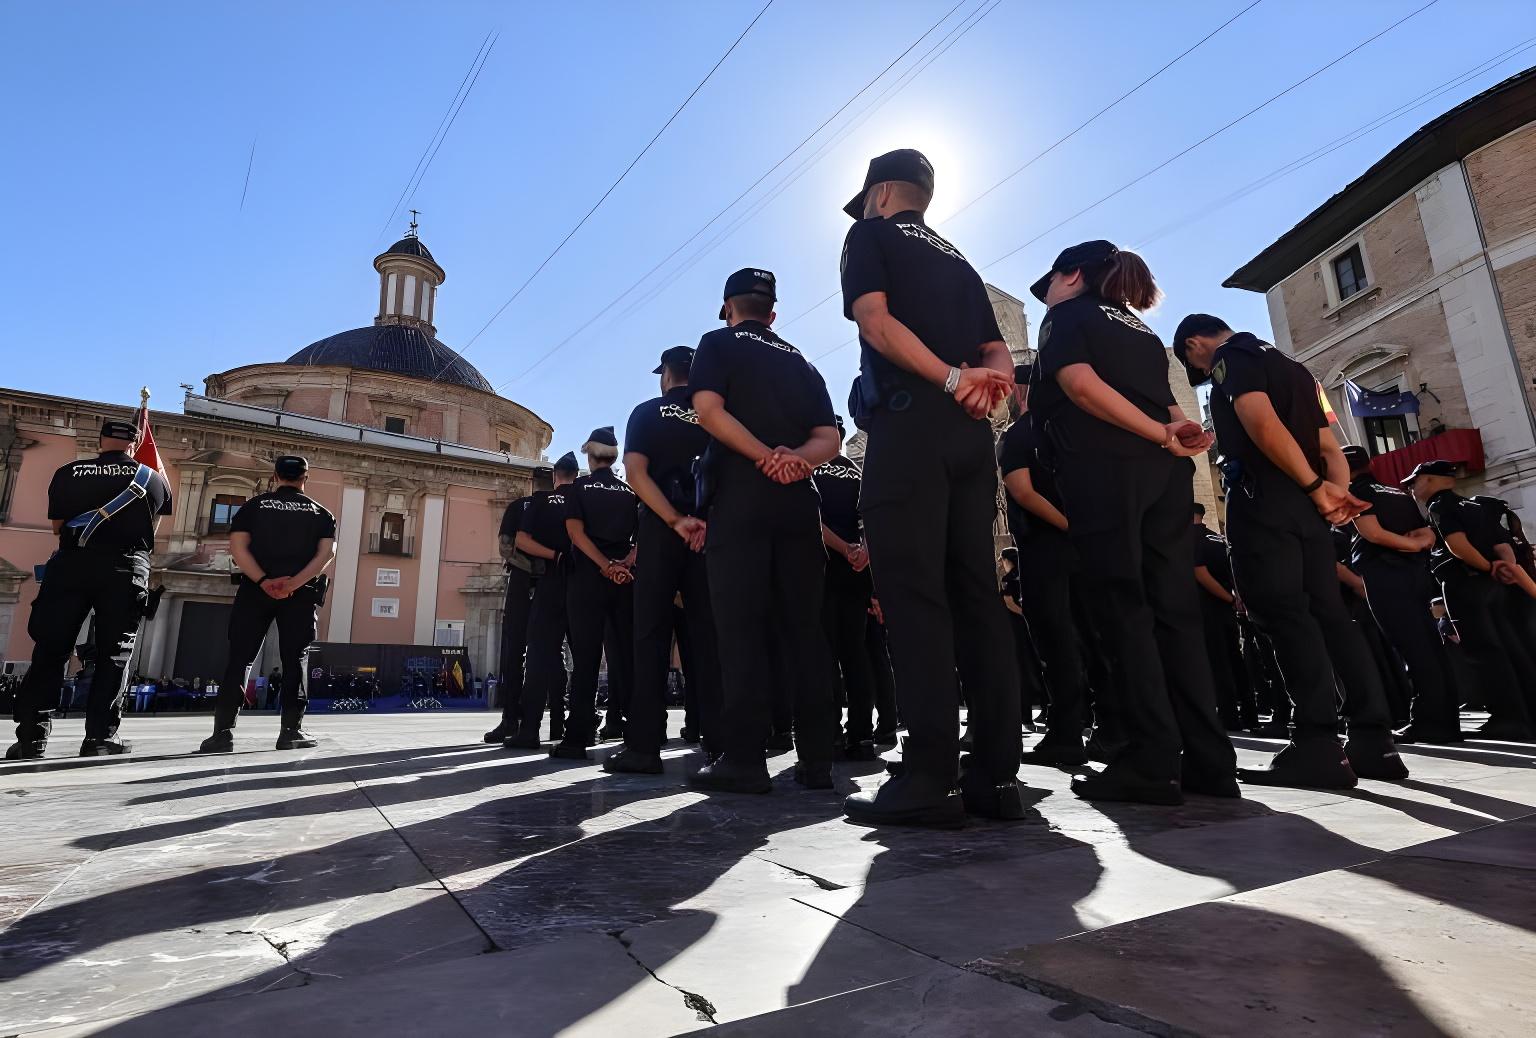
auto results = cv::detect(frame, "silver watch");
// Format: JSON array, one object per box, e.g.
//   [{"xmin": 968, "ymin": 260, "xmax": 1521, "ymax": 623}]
[{"xmin": 943, "ymin": 366, "xmax": 961, "ymax": 395}]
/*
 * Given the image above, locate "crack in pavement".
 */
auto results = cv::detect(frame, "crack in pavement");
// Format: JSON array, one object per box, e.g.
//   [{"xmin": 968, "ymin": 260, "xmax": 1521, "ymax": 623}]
[
  {"xmin": 607, "ymin": 930, "xmax": 719, "ymax": 1025},
  {"xmin": 753, "ymin": 853, "xmax": 848, "ymax": 891}
]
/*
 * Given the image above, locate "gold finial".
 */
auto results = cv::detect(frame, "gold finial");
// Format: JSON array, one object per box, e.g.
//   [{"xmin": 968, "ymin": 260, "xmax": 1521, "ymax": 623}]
[
  {"xmin": 407, "ymin": 210, "xmax": 420, "ymax": 238},
  {"xmin": 140, "ymin": 386, "xmax": 150, "ymax": 408}
]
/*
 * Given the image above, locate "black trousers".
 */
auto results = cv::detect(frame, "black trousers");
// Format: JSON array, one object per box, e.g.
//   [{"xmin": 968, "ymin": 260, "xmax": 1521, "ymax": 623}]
[
  {"xmin": 1015, "ymin": 532, "xmax": 1089, "ymax": 744},
  {"xmin": 1199, "ymin": 594, "xmax": 1255, "ymax": 728},
  {"xmin": 1055, "ymin": 449, "xmax": 1232, "ymax": 783},
  {"xmin": 1358, "ymin": 556, "xmax": 1458, "ymax": 732},
  {"xmin": 629, "ymin": 509, "xmax": 721, "ymax": 755},
  {"xmin": 1226, "ymin": 488, "xmax": 1392, "ymax": 737},
  {"xmin": 13, "ymin": 550, "xmax": 148, "ymax": 743},
  {"xmin": 823, "ymin": 557, "xmax": 876, "ymax": 743},
  {"xmin": 706, "ymin": 474, "xmax": 834, "ymax": 766},
  {"xmin": 861, "ymin": 399, "xmax": 1020, "ymax": 785},
  {"xmin": 214, "ymin": 580, "xmax": 321, "ymax": 728},
  {"xmin": 865, "ymin": 618, "xmax": 898, "ymax": 734},
  {"xmin": 497, "ymin": 566, "xmax": 534, "ymax": 720},
  {"xmin": 1238, "ymin": 616, "xmax": 1286, "ymax": 721},
  {"xmin": 1438, "ymin": 568, "xmax": 1533, "ymax": 729},
  {"xmin": 1346, "ymin": 587, "xmax": 1412, "ymax": 724},
  {"xmin": 565, "ymin": 558, "xmax": 633, "ymax": 745},
  {"xmin": 519, "ymin": 567, "xmax": 569, "ymax": 735}
]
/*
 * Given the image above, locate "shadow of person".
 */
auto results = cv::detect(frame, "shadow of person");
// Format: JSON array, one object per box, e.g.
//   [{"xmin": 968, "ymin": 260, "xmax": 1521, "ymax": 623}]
[{"xmin": 120, "ymin": 743, "xmax": 496, "ymax": 786}]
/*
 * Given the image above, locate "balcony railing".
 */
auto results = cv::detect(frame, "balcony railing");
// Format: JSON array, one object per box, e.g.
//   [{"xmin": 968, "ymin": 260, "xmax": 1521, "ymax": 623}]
[
  {"xmin": 368, "ymin": 533, "xmax": 415, "ymax": 557},
  {"xmin": 1366, "ymin": 428, "xmax": 1485, "ymax": 486},
  {"xmin": 196, "ymin": 516, "xmax": 235, "ymax": 536}
]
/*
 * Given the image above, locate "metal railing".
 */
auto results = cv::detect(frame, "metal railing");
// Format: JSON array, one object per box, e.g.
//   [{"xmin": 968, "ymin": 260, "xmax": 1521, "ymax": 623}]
[{"xmin": 368, "ymin": 533, "xmax": 415, "ymax": 556}]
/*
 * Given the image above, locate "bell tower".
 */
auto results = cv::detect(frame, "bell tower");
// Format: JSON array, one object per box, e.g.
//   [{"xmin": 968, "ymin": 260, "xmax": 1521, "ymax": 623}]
[{"xmin": 374, "ymin": 212, "xmax": 447, "ymax": 335}]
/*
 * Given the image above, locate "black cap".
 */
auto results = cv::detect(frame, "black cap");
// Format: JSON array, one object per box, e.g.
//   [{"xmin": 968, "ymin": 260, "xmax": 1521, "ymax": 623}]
[
  {"xmin": 1170, "ymin": 313, "xmax": 1232, "ymax": 387},
  {"xmin": 553, "ymin": 451, "xmax": 580, "ymax": 475},
  {"xmin": 1029, "ymin": 240, "xmax": 1119, "ymax": 303},
  {"xmin": 720, "ymin": 268, "xmax": 777, "ymax": 320},
  {"xmin": 833, "ymin": 414, "xmax": 846, "ymax": 436},
  {"xmin": 274, "ymin": 455, "xmax": 309, "ymax": 479},
  {"xmin": 1341, "ymin": 445, "xmax": 1371, "ymax": 470},
  {"xmin": 653, "ymin": 345, "xmax": 695, "ymax": 376},
  {"xmin": 1403, "ymin": 459, "xmax": 1459, "ymax": 484},
  {"xmin": 100, "ymin": 419, "xmax": 138, "ymax": 441},
  {"xmin": 844, "ymin": 148, "xmax": 935, "ymax": 219},
  {"xmin": 586, "ymin": 426, "xmax": 618, "ymax": 448},
  {"xmin": 1014, "ymin": 362, "xmax": 1033, "ymax": 384}
]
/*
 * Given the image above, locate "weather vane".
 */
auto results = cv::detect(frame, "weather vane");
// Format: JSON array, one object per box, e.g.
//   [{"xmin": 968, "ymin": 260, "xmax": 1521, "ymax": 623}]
[{"xmin": 407, "ymin": 209, "xmax": 421, "ymax": 237}]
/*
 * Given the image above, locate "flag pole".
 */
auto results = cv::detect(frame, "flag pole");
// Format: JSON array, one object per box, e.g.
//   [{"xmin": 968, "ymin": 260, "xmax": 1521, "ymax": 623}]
[{"xmin": 140, "ymin": 386, "xmax": 150, "ymax": 411}]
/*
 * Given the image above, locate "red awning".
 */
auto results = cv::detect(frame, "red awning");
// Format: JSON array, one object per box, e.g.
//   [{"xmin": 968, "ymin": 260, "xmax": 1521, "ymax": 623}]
[{"xmin": 1367, "ymin": 428, "xmax": 1485, "ymax": 486}]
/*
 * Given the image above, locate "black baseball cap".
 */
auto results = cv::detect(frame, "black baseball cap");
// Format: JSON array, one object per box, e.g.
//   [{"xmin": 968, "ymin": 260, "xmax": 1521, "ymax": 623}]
[
  {"xmin": 1014, "ymin": 362, "xmax": 1033, "ymax": 384},
  {"xmin": 719, "ymin": 268, "xmax": 777, "ymax": 320},
  {"xmin": 653, "ymin": 345, "xmax": 695, "ymax": 376},
  {"xmin": 100, "ymin": 419, "xmax": 138, "ymax": 441},
  {"xmin": 274, "ymin": 455, "xmax": 309, "ymax": 479},
  {"xmin": 1340, "ymin": 445, "xmax": 1371, "ymax": 470},
  {"xmin": 1170, "ymin": 313, "xmax": 1232, "ymax": 387},
  {"xmin": 586, "ymin": 426, "xmax": 618, "ymax": 448},
  {"xmin": 1403, "ymin": 459, "xmax": 1458, "ymax": 484},
  {"xmin": 1029, "ymin": 240, "xmax": 1119, "ymax": 303},
  {"xmin": 553, "ymin": 451, "xmax": 580, "ymax": 475},
  {"xmin": 844, "ymin": 148, "xmax": 935, "ymax": 219}
]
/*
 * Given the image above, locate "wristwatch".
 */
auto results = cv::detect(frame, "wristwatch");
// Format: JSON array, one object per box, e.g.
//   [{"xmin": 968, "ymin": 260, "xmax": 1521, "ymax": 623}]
[{"xmin": 943, "ymin": 367, "xmax": 961, "ymax": 395}]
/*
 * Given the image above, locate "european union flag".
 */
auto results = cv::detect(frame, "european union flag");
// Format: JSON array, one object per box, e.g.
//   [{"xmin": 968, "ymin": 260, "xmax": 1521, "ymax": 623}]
[{"xmin": 1344, "ymin": 379, "xmax": 1419, "ymax": 418}]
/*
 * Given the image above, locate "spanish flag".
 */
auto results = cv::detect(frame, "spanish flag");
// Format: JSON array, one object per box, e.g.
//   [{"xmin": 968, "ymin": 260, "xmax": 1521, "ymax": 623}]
[
  {"xmin": 1316, "ymin": 380, "xmax": 1339, "ymax": 425},
  {"xmin": 134, "ymin": 387, "xmax": 168, "ymax": 477}
]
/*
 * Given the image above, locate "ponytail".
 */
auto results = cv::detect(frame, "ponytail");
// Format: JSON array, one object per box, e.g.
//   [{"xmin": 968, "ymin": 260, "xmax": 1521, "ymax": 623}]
[{"xmin": 1095, "ymin": 250, "xmax": 1161, "ymax": 312}]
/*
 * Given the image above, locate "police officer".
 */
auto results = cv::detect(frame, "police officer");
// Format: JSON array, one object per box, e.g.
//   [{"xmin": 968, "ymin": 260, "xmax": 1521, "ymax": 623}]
[
  {"xmin": 605, "ymin": 347, "xmax": 722, "ymax": 775},
  {"xmin": 198, "ymin": 455, "xmax": 336, "ymax": 752},
  {"xmin": 1341, "ymin": 448, "xmax": 1460, "ymax": 743},
  {"xmin": 1407, "ymin": 460, "xmax": 1536, "ymax": 741},
  {"xmin": 998, "ymin": 365, "xmax": 1093, "ymax": 765},
  {"xmin": 815, "ymin": 415, "xmax": 879, "ymax": 760},
  {"xmin": 554, "ymin": 428, "xmax": 637, "ymax": 759},
  {"xmin": 506, "ymin": 452, "xmax": 578, "ymax": 749},
  {"xmin": 1174, "ymin": 314, "xmax": 1406, "ymax": 786},
  {"xmin": 485, "ymin": 491, "xmax": 537, "ymax": 743},
  {"xmin": 1028, "ymin": 246, "xmax": 1234, "ymax": 806},
  {"xmin": 6, "ymin": 419, "xmax": 172, "ymax": 759},
  {"xmin": 1191, "ymin": 505, "xmax": 1256, "ymax": 731},
  {"xmin": 689, "ymin": 268, "xmax": 840, "ymax": 794},
  {"xmin": 839, "ymin": 149, "xmax": 1027, "ymax": 826}
]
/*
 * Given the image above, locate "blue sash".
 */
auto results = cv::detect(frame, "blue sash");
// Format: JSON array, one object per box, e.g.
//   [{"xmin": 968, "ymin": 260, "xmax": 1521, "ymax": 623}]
[{"xmin": 66, "ymin": 463, "xmax": 155, "ymax": 548}]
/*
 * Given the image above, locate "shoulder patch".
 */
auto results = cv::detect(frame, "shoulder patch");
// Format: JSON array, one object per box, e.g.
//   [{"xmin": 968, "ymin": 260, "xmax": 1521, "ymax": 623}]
[
  {"xmin": 1038, "ymin": 321, "xmax": 1051, "ymax": 348},
  {"xmin": 1212, "ymin": 359, "xmax": 1227, "ymax": 385}
]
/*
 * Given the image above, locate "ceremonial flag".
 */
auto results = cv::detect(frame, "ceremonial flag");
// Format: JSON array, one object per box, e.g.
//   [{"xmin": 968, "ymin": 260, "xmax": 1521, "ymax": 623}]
[
  {"xmin": 450, "ymin": 659, "xmax": 464, "ymax": 692},
  {"xmin": 1316, "ymin": 380, "xmax": 1338, "ymax": 425},
  {"xmin": 1344, "ymin": 379, "xmax": 1418, "ymax": 418},
  {"xmin": 133, "ymin": 387, "xmax": 167, "ymax": 478}
]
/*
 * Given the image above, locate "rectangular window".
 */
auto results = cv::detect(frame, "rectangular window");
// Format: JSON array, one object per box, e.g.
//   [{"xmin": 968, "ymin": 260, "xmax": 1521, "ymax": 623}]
[
  {"xmin": 207, "ymin": 494, "xmax": 245, "ymax": 534},
  {"xmin": 1363, "ymin": 415, "xmax": 1413, "ymax": 457},
  {"xmin": 1332, "ymin": 245, "xmax": 1368, "ymax": 301},
  {"xmin": 383, "ymin": 416, "xmax": 407, "ymax": 434},
  {"xmin": 498, "ymin": 440, "xmax": 511, "ymax": 453}
]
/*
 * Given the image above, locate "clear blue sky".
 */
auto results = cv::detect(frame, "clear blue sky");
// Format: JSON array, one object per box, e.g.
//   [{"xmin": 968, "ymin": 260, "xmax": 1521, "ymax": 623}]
[{"xmin": 4, "ymin": 0, "xmax": 1534, "ymax": 453}]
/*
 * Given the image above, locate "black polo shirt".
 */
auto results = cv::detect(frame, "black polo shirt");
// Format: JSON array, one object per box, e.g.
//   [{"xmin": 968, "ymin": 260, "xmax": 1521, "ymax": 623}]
[
  {"xmin": 840, "ymin": 210, "xmax": 1002, "ymax": 401},
  {"xmin": 1208, "ymin": 332, "xmax": 1325, "ymax": 488},
  {"xmin": 47, "ymin": 451, "xmax": 172, "ymax": 555},
  {"xmin": 1033, "ymin": 294, "xmax": 1174, "ymax": 457},
  {"xmin": 1348, "ymin": 476, "xmax": 1429, "ymax": 567},
  {"xmin": 1427, "ymin": 489, "xmax": 1508, "ymax": 576},
  {"xmin": 563, "ymin": 466, "xmax": 637, "ymax": 560},
  {"xmin": 689, "ymin": 320, "xmax": 836, "ymax": 484},
  {"xmin": 624, "ymin": 385, "xmax": 710, "ymax": 515},
  {"xmin": 519, "ymin": 489, "xmax": 571, "ymax": 556},
  {"xmin": 1192, "ymin": 523, "xmax": 1234, "ymax": 592},
  {"xmin": 229, "ymin": 486, "xmax": 335, "ymax": 582},
  {"xmin": 997, "ymin": 412, "xmax": 1068, "ymax": 540},
  {"xmin": 500, "ymin": 495, "xmax": 534, "ymax": 561},
  {"xmin": 813, "ymin": 454, "xmax": 862, "ymax": 544}
]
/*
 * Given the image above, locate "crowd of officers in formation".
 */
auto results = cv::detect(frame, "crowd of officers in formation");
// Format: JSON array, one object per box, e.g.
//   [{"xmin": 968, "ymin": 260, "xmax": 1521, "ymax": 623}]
[{"xmin": 8, "ymin": 149, "xmax": 1535, "ymax": 830}]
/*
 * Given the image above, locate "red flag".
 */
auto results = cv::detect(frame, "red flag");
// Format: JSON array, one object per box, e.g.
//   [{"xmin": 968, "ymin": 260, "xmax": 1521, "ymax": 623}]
[{"xmin": 133, "ymin": 397, "xmax": 166, "ymax": 477}]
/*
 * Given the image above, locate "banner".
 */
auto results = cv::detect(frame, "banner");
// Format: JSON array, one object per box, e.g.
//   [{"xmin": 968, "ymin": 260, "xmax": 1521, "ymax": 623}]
[{"xmin": 1344, "ymin": 379, "xmax": 1419, "ymax": 418}]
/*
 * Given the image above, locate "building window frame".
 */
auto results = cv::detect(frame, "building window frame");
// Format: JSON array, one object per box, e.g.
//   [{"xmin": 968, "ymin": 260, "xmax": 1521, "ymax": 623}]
[
  {"xmin": 381, "ymin": 415, "xmax": 408, "ymax": 435},
  {"xmin": 1318, "ymin": 235, "xmax": 1378, "ymax": 314},
  {"xmin": 1326, "ymin": 346, "xmax": 1417, "ymax": 453},
  {"xmin": 205, "ymin": 493, "xmax": 246, "ymax": 535}
]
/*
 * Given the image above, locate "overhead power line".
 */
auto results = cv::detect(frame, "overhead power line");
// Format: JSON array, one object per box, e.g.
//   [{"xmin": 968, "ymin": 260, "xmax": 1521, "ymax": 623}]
[{"xmin": 443, "ymin": 0, "xmax": 777, "ymax": 382}]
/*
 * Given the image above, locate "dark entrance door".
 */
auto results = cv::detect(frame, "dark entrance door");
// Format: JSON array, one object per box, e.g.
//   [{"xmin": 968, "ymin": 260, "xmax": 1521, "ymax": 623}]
[{"xmin": 174, "ymin": 601, "xmax": 234, "ymax": 682}]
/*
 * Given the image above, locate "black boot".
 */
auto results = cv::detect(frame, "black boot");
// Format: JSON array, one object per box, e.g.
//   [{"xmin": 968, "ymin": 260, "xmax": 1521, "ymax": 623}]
[
  {"xmin": 844, "ymin": 772, "xmax": 965, "ymax": 828},
  {"xmin": 793, "ymin": 761, "xmax": 834, "ymax": 789},
  {"xmin": 504, "ymin": 730, "xmax": 543, "ymax": 750},
  {"xmin": 198, "ymin": 729, "xmax": 235, "ymax": 754},
  {"xmin": 1345, "ymin": 729, "xmax": 1409, "ymax": 780},
  {"xmin": 1021, "ymin": 737, "xmax": 1088, "ymax": 767},
  {"xmin": 871, "ymin": 728, "xmax": 897, "ymax": 747},
  {"xmin": 1071, "ymin": 764, "xmax": 1183, "ymax": 806},
  {"xmin": 835, "ymin": 738, "xmax": 877, "ymax": 762},
  {"xmin": 276, "ymin": 727, "xmax": 317, "ymax": 750},
  {"xmin": 603, "ymin": 748, "xmax": 663, "ymax": 774},
  {"xmin": 1084, "ymin": 730, "xmax": 1126, "ymax": 764},
  {"xmin": 1238, "ymin": 736, "xmax": 1356, "ymax": 789},
  {"xmin": 79, "ymin": 735, "xmax": 132, "ymax": 757},
  {"xmin": 5, "ymin": 739, "xmax": 47, "ymax": 761},
  {"xmin": 597, "ymin": 721, "xmax": 625, "ymax": 743},
  {"xmin": 959, "ymin": 772, "xmax": 1029, "ymax": 820},
  {"xmin": 1471, "ymin": 719, "xmax": 1535, "ymax": 742},
  {"xmin": 764, "ymin": 731, "xmax": 794, "ymax": 755},
  {"xmin": 678, "ymin": 726, "xmax": 701, "ymax": 745},
  {"xmin": 549, "ymin": 738, "xmax": 590, "ymax": 761},
  {"xmin": 484, "ymin": 720, "xmax": 517, "ymax": 744},
  {"xmin": 688, "ymin": 756, "xmax": 772, "ymax": 794},
  {"xmin": 1181, "ymin": 764, "xmax": 1241, "ymax": 798}
]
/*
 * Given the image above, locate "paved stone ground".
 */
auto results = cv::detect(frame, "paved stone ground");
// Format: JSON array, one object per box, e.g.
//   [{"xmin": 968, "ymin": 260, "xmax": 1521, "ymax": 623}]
[{"xmin": 1, "ymin": 712, "xmax": 1532, "ymax": 1036}]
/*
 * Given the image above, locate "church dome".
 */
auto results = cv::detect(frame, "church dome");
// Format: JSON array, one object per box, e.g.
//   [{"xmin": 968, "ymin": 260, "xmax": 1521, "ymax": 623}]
[
  {"xmin": 383, "ymin": 235, "xmax": 436, "ymax": 262},
  {"xmin": 285, "ymin": 325, "xmax": 494, "ymax": 393}
]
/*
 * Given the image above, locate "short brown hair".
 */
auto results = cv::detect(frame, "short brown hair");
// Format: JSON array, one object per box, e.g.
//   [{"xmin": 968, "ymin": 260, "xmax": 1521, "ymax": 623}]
[
  {"xmin": 730, "ymin": 292, "xmax": 774, "ymax": 321},
  {"xmin": 1095, "ymin": 250, "xmax": 1161, "ymax": 311}
]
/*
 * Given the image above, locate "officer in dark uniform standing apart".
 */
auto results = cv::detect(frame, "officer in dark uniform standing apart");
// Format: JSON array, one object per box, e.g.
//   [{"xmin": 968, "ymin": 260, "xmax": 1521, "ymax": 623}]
[
  {"xmin": 839, "ymin": 149, "xmax": 1026, "ymax": 826},
  {"xmin": 689, "ymin": 268, "xmax": 841, "ymax": 794},
  {"xmin": 1028, "ymin": 245, "xmax": 1233, "ymax": 806},
  {"xmin": 7, "ymin": 419, "xmax": 172, "ymax": 759},
  {"xmin": 998, "ymin": 363, "xmax": 1092, "ymax": 765},
  {"xmin": 1408, "ymin": 460, "xmax": 1536, "ymax": 741},
  {"xmin": 1191, "ymin": 504, "xmax": 1255, "ymax": 731},
  {"xmin": 1342, "ymin": 447, "xmax": 1460, "ymax": 743},
  {"xmin": 1174, "ymin": 314, "xmax": 1406, "ymax": 786},
  {"xmin": 606, "ymin": 346, "xmax": 722, "ymax": 775},
  {"xmin": 198, "ymin": 455, "xmax": 336, "ymax": 752},
  {"xmin": 506, "ymin": 452, "xmax": 579, "ymax": 749},
  {"xmin": 485, "ymin": 490, "xmax": 537, "ymax": 743},
  {"xmin": 815, "ymin": 415, "xmax": 879, "ymax": 761},
  {"xmin": 554, "ymin": 428, "xmax": 637, "ymax": 759}
]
